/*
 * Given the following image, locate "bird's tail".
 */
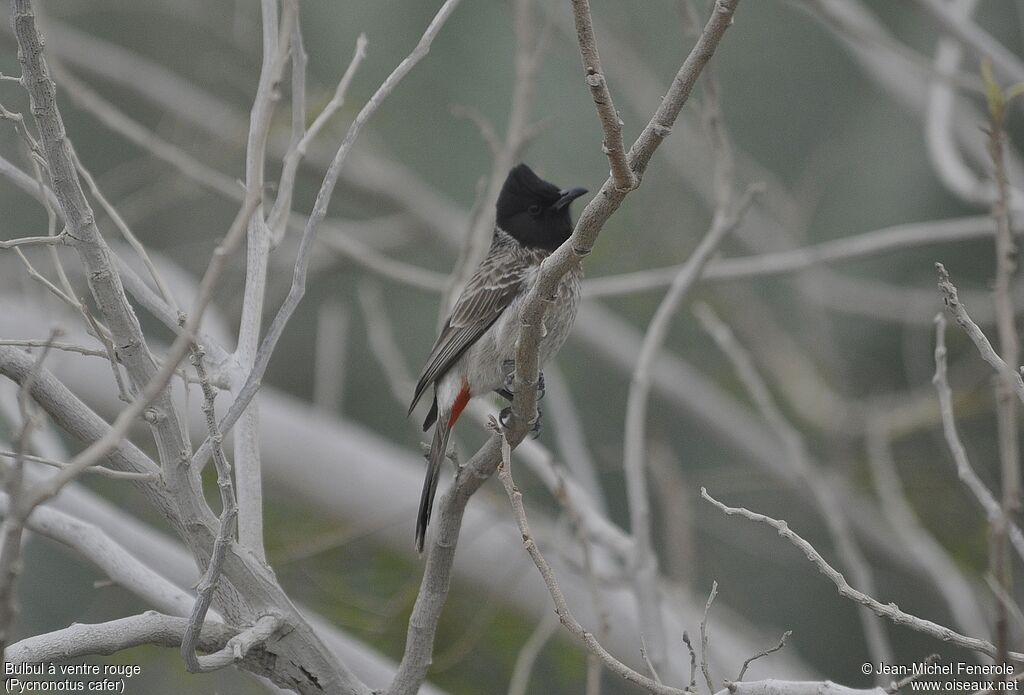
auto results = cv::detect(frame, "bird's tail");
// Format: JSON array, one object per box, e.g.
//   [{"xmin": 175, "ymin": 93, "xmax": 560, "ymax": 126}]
[{"xmin": 416, "ymin": 416, "xmax": 451, "ymax": 553}]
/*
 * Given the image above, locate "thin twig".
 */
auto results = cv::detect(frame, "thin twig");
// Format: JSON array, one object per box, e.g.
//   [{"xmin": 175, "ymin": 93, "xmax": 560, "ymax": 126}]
[
  {"xmin": 694, "ymin": 303, "xmax": 894, "ymax": 669},
  {"xmin": 0, "ymin": 339, "xmax": 107, "ymax": 359},
  {"xmin": 682, "ymin": 631, "xmax": 698, "ymax": 692},
  {"xmin": 584, "ymin": 215, "xmax": 1012, "ymax": 296},
  {"xmin": 0, "ymin": 450, "xmax": 157, "ymax": 481},
  {"xmin": 192, "ymin": 0, "xmax": 463, "ymax": 473},
  {"xmin": 180, "ymin": 341, "xmax": 238, "ymax": 673},
  {"xmin": 983, "ymin": 58, "xmax": 1020, "ymax": 669},
  {"xmin": 735, "ymin": 630, "xmax": 791, "ymax": 681},
  {"xmin": 496, "ymin": 440, "xmax": 691, "ymax": 695},
  {"xmin": 506, "ymin": 611, "xmax": 559, "ymax": 695},
  {"xmin": 932, "ymin": 313, "xmax": 1024, "ymax": 562},
  {"xmin": 864, "ymin": 418, "xmax": 988, "ymax": 638},
  {"xmin": 71, "ymin": 144, "xmax": 178, "ymax": 311},
  {"xmin": 0, "ymin": 330, "xmax": 55, "ymax": 656},
  {"xmin": 267, "ymin": 34, "xmax": 369, "ymax": 243},
  {"xmin": 936, "ymin": 262, "xmax": 1024, "ymax": 405},
  {"xmin": 640, "ymin": 634, "xmax": 663, "ymax": 685},
  {"xmin": 886, "ymin": 654, "xmax": 939, "ymax": 694},
  {"xmin": 700, "ymin": 581, "xmax": 718, "ymax": 694},
  {"xmin": 0, "ymin": 234, "xmax": 65, "ymax": 249},
  {"xmin": 701, "ymin": 487, "xmax": 1024, "ymax": 663}
]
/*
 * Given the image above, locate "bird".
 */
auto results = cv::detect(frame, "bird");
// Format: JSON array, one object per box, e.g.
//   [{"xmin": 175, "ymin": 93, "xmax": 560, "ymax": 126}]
[{"xmin": 407, "ymin": 163, "xmax": 588, "ymax": 552}]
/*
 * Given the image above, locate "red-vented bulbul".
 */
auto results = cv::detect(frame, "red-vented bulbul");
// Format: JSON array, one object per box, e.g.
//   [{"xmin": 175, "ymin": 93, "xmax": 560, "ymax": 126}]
[{"xmin": 408, "ymin": 164, "xmax": 588, "ymax": 552}]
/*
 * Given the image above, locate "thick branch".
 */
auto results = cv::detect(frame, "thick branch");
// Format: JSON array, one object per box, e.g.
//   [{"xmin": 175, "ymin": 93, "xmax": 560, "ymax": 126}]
[{"xmin": 7, "ymin": 613, "xmax": 236, "ymax": 664}]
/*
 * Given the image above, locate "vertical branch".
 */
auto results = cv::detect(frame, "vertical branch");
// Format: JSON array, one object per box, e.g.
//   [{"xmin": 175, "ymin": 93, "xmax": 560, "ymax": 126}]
[
  {"xmin": 0, "ymin": 335, "xmax": 55, "ymax": 657},
  {"xmin": 10, "ymin": 0, "xmax": 205, "ymax": 523},
  {"xmin": 983, "ymin": 58, "xmax": 1019, "ymax": 668},
  {"xmin": 181, "ymin": 341, "xmax": 239, "ymax": 673},
  {"xmin": 191, "ymin": 0, "xmax": 464, "ymax": 474},
  {"xmin": 234, "ymin": 0, "xmax": 296, "ymax": 560}
]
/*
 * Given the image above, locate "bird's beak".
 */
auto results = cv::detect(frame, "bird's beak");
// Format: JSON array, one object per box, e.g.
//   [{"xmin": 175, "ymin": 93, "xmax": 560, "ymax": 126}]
[{"xmin": 553, "ymin": 187, "xmax": 588, "ymax": 211}]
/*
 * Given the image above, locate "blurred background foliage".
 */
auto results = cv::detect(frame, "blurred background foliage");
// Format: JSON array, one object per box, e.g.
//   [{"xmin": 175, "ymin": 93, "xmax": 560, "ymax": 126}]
[{"xmin": 2, "ymin": 0, "xmax": 1024, "ymax": 693}]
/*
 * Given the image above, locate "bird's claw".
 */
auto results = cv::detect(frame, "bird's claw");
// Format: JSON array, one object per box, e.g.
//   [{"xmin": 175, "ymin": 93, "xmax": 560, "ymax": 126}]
[
  {"xmin": 498, "ymin": 406, "xmax": 543, "ymax": 437},
  {"xmin": 502, "ymin": 359, "xmax": 516, "ymax": 394},
  {"xmin": 500, "ymin": 359, "xmax": 545, "ymax": 401}
]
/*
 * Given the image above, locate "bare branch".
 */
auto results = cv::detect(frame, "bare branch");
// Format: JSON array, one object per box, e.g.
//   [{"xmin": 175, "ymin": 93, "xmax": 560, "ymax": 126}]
[
  {"xmin": 584, "ymin": 215, "xmax": 1011, "ymax": 296},
  {"xmin": 569, "ymin": 0, "xmax": 636, "ymax": 191},
  {"xmin": 0, "ymin": 332, "xmax": 54, "ymax": 655},
  {"xmin": 694, "ymin": 304, "xmax": 893, "ymax": 668},
  {"xmin": 191, "ymin": 0, "xmax": 465, "ymax": 473},
  {"xmin": 936, "ymin": 263, "xmax": 1024, "ymax": 405},
  {"xmin": 700, "ymin": 581, "xmax": 718, "ymax": 694},
  {"xmin": 0, "ymin": 234, "xmax": 65, "ymax": 249},
  {"xmin": 0, "ymin": 450, "xmax": 156, "ymax": 481},
  {"xmin": 181, "ymin": 342, "xmax": 239, "ymax": 673},
  {"xmin": 735, "ymin": 630, "xmax": 792, "ymax": 682},
  {"xmin": 507, "ymin": 612, "xmax": 559, "ymax": 695},
  {"xmin": 187, "ymin": 613, "xmax": 284, "ymax": 673},
  {"xmin": 232, "ymin": 0, "xmax": 298, "ymax": 561},
  {"xmin": 496, "ymin": 440, "xmax": 690, "ymax": 695},
  {"xmin": 509, "ymin": 0, "xmax": 742, "ymax": 443},
  {"xmin": 0, "ymin": 339, "xmax": 106, "ymax": 359},
  {"xmin": 682, "ymin": 632, "xmax": 698, "ymax": 692},
  {"xmin": 639, "ymin": 634, "xmax": 662, "ymax": 685},
  {"xmin": 983, "ymin": 58, "xmax": 1021, "ymax": 666},
  {"xmin": 864, "ymin": 420, "xmax": 988, "ymax": 639},
  {"xmin": 267, "ymin": 33, "xmax": 369, "ymax": 242},
  {"xmin": 0, "ymin": 496, "xmax": 195, "ymax": 617},
  {"xmin": 71, "ymin": 145, "xmax": 177, "ymax": 311},
  {"xmin": 701, "ymin": 487, "xmax": 1024, "ymax": 663},
  {"xmin": 6, "ymin": 612, "xmax": 236, "ymax": 664},
  {"xmin": 932, "ymin": 313, "xmax": 1024, "ymax": 562}
]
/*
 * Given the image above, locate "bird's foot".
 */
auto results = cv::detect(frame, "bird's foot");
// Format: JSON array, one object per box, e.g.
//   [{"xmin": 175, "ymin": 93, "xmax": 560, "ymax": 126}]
[
  {"xmin": 498, "ymin": 406, "xmax": 543, "ymax": 438},
  {"xmin": 500, "ymin": 359, "xmax": 545, "ymax": 400},
  {"xmin": 501, "ymin": 359, "xmax": 516, "ymax": 394}
]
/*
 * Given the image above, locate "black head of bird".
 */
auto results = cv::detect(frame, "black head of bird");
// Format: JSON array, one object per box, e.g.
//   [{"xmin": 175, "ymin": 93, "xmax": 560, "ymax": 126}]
[{"xmin": 496, "ymin": 163, "xmax": 588, "ymax": 252}]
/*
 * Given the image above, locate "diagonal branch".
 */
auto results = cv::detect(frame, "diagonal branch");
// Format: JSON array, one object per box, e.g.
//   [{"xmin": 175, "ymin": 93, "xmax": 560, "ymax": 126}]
[
  {"xmin": 702, "ymin": 487, "xmax": 1024, "ymax": 663},
  {"xmin": 497, "ymin": 439, "xmax": 688, "ymax": 695},
  {"xmin": 569, "ymin": 0, "xmax": 636, "ymax": 191},
  {"xmin": 936, "ymin": 263, "xmax": 1024, "ymax": 404},
  {"xmin": 509, "ymin": 0, "xmax": 742, "ymax": 440}
]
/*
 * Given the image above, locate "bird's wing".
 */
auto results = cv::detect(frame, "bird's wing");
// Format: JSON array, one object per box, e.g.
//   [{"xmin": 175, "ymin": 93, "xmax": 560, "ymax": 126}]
[{"xmin": 408, "ymin": 246, "xmax": 531, "ymax": 416}]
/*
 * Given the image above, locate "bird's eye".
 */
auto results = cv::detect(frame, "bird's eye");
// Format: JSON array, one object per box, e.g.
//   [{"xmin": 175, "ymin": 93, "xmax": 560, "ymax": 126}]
[{"xmin": 527, "ymin": 204, "xmax": 541, "ymax": 217}]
